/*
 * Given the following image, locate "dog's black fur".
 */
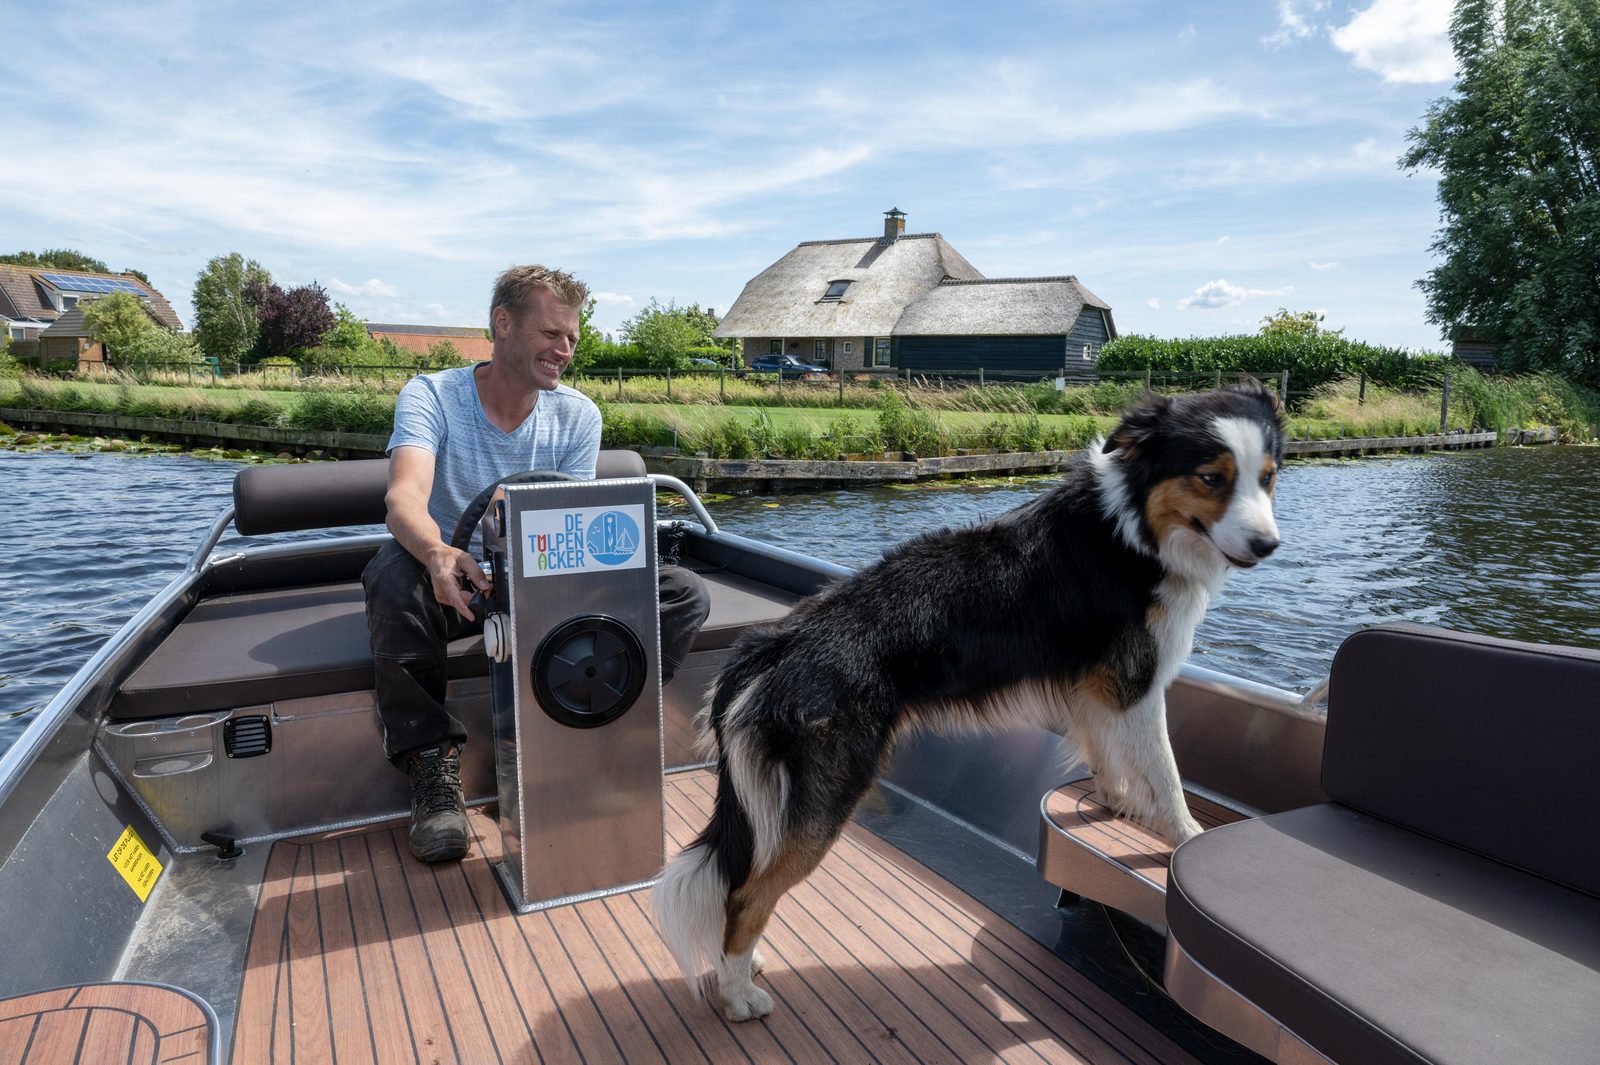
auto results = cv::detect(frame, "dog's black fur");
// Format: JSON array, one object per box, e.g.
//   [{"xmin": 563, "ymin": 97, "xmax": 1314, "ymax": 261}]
[{"xmin": 656, "ymin": 383, "xmax": 1285, "ymax": 1021}]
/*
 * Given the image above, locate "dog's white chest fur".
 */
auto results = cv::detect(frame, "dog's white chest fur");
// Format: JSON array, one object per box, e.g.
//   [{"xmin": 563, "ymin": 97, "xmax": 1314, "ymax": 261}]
[{"xmin": 1150, "ymin": 572, "xmax": 1223, "ymax": 689}]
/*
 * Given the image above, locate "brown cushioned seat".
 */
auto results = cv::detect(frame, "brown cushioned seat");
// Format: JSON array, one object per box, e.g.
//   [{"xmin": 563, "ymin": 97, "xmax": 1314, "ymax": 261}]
[
  {"xmin": 1165, "ymin": 623, "xmax": 1600, "ymax": 1064},
  {"xmin": 1168, "ymin": 804, "xmax": 1600, "ymax": 1065},
  {"xmin": 107, "ymin": 569, "xmax": 797, "ymax": 719}
]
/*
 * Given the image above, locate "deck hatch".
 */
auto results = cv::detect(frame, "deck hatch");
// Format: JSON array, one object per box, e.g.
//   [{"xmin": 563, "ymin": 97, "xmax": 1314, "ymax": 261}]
[{"xmin": 223, "ymin": 715, "xmax": 272, "ymax": 758}]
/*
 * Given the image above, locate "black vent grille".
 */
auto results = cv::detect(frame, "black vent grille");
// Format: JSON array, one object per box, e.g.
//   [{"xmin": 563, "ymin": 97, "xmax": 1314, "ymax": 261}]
[{"xmin": 224, "ymin": 716, "xmax": 272, "ymax": 758}]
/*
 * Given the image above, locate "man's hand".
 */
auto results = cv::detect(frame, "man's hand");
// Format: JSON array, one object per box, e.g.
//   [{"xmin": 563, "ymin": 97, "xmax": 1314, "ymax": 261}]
[{"xmin": 426, "ymin": 544, "xmax": 490, "ymax": 622}]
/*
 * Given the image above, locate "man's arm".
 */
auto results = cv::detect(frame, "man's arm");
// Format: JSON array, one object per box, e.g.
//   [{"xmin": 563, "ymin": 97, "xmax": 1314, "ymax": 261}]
[{"xmin": 386, "ymin": 444, "xmax": 488, "ymax": 621}]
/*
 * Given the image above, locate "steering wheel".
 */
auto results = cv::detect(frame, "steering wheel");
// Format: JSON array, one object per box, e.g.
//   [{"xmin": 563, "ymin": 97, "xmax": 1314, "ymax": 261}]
[{"xmin": 448, "ymin": 469, "xmax": 578, "ymax": 555}]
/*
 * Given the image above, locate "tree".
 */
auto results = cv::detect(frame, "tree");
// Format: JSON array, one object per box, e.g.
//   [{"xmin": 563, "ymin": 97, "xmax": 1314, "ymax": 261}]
[
  {"xmin": 0, "ymin": 248, "xmax": 111, "ymax": 272},
  {"xmin": 246, "ymin": 280, "xmax": 335, "ymax": 360},
  {"xmin": 620, "ymin": 299, "xmax": 706, "ymax": 367},
  {"xmin": 193, "ymin": 253, "xmax": 272, "ymax": 363},
  {"xmin": 81, "ymin": 292, "xmax": 158, "ymax": 357},
  {"xmin": 1260, "ymin": 308, "xmax": 1339, "ymax": 338},
  {"xmin": 1402, "ymin": 0, "xmax": 1600, "ymax": 385}
]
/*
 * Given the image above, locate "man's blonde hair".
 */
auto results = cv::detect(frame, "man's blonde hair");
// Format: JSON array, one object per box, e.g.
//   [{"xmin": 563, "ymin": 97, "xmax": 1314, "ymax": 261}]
[{"xmin": 490, "ymin": 264, "xmax": 589, "ymax": 323}]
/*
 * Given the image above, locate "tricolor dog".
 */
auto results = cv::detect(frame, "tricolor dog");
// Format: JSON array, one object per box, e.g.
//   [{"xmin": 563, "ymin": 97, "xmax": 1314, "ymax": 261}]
[{"xmin": 655, "ymin": 383, "xmax": 1286, "ymax": 1021}]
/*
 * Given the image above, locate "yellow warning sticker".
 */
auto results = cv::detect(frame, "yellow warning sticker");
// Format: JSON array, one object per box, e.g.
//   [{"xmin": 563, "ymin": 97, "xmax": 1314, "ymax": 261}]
[{"xmin": 107, "ymin": 825, "xmax": 163, "ymax": 903}]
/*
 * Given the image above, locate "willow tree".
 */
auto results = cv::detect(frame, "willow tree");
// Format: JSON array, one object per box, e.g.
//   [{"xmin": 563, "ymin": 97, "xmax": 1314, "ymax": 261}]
[
  {"xmin": 192, "ymin": 253, "xmax": 272, "ymax": 363},
  {"xmin": 1402, "ymin": 0, "xmax": 1600, "ymax": 385}
]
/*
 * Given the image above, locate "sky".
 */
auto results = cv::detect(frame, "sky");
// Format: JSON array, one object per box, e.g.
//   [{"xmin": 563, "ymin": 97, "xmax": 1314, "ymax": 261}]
[{"xmin": 1, "ymin": 0, "xmax": 1462, "ymax": 350}]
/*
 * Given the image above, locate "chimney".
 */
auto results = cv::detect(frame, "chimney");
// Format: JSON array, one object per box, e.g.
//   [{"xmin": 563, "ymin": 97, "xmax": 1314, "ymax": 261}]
[{"xmin": 882, "ymin": 207, "xmax": 906, "ymax": 243}]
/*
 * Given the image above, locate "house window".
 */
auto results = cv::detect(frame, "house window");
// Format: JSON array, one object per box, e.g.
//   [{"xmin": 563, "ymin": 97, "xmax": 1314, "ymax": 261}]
[
  {"xmin": 769, "ymin": 338, "xmax": 783, "ymax": 356},
  {"xmin": 871, "ymin": 337, "xmax": 892, "ymax": 368},
  {"xmin": 814, "ymin": 339, "xmax": 827, "ymax": 360},
  {"xmin": 842, "ymin": 341, "xmax": 853, "ymax": 355},
  {"xmin": 821, "ymin": 280, "xmax": 850, "ymax": 300}
]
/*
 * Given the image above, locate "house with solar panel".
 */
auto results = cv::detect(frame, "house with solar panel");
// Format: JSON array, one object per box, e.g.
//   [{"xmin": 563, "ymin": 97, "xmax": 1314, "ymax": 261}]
[
  {"xmin": 714, "ymin": 209, "xmax": 1117, "ymax": 377},
  {"xmin": 0, "ymin": 264, "xmax": 182, "ymax": 369}
]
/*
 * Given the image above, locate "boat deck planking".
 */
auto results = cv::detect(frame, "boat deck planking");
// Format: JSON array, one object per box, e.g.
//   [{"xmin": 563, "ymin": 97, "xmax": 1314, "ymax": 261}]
[
  {"xmin": 231, "ymin": 770, "xmax": 1205, "ymax": 1064},
  {"xmin": 0, "ymin": 982, "xmax": 215, "ymax": 1065}
]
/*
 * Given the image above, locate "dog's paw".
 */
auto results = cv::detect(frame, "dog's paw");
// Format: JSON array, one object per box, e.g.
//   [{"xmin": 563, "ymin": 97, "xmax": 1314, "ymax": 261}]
[
  {"xmin": 1168, "ymin": 814, "xmax": 1204, "ymax": 846},
  {"xmin": 750, "ymin": 947, "xmax": 767, "ymax": 975},
  {"xmin": 720, "ymin": 983, "xmax": 773, "ymax": 1022}
]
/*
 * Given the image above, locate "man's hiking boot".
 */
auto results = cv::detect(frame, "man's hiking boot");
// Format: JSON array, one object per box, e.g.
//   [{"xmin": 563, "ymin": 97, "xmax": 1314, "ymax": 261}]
[{"xmin": 406, "ymin": 743, "xmax": 468, "ymax": 861}]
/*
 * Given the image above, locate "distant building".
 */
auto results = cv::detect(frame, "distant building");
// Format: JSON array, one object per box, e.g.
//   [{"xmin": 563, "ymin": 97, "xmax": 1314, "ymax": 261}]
[
  {"xmin": 365, "ymin": 323, "xmax": 494, "ymax": 363},
  {"xmin": 0, "ymin": 265, "xmax": 182, "ymax": 369},
  {"xmin": 714, "ymin": 208, "xmax": 1116, "ymax": 375},
  {"xmin": 0, "ymin": 264, "xmax": 180, "ymax": 338},
  {"xmin": 1451, "ymin": 327, "xmax": 1501, "ymax": 372}
]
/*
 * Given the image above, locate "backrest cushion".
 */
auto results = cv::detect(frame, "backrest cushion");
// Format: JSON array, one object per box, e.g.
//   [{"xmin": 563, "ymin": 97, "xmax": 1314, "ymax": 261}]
[
  {"xmin": 1325, "ymin": 623, "xmax": 1600, "ymax": 897},
  {"xmin": 233, "ymin": 450, "xmax": 647, "ymax": 535}
]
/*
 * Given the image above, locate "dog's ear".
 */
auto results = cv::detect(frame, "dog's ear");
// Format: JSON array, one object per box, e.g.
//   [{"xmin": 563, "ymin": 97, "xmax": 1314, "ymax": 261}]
[
  {"xmin": 1103, "ymin": 391, "xmax": 1169, "ymax": 454},
  {"xmin": 1230, "ymin": 375, "xmax": 1285, "ymax": 420}
]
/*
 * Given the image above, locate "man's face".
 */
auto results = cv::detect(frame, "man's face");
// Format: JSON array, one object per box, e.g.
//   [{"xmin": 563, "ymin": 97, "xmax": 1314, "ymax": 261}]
[{"xmin": 493, "ymin": 288, "xmax": 581, "ymax": 391}]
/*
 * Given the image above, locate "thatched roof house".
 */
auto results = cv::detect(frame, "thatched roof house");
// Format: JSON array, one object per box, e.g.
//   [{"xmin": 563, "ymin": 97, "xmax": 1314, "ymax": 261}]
[
  {"xmin": 714, "ymin": 209, "xmax": 1116, "ymax": 375},
  {"xmin": 366, "ymin": 323, "xmax": 494, "ymax": 363}
]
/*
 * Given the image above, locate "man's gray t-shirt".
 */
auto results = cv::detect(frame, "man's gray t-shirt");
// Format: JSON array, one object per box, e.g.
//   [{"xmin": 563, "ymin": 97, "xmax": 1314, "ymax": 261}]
[{"xmin": 387, "ymin": 365, "xmax": 602, "ymax": 536}]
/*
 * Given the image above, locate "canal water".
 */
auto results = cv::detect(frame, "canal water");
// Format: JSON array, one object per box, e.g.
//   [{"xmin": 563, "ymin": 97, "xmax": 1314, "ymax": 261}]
[{"xmin": 3, "ymin": 446, "xmax": 1598, "ymax": 759}]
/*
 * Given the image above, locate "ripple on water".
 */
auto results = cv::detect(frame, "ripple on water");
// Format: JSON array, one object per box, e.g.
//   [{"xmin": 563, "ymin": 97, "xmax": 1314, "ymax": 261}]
[{"xmin": 4, "ymin": 446, "xmax": 1600, "ymax": 759}]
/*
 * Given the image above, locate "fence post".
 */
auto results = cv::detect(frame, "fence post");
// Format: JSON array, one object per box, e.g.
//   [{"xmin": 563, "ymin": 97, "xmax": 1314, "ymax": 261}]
[
  {"xmin": 666, "ymin": 367, "xmax": 671, "ymax": 400},
  {"xmin": 979, "ymin": 367, "xmax": 985, "ymax": 389},
  {"xmin": 838, "ymin": 367, "xmax": 844, "ymax": 404},
  {"xmin": 1279, "ymin": 370, "xmax": 1289, "ymax": 402},
  {"xmin": 719, "ymin": 366, "xmax": 725, "ymax": 401},
  {"xmin": 1144, "ymin": 367, "xmax": 1152, "ymax": 391},
  {"xmin": 1214, "ymin": 368, "xmax": 1221, "ymax": 389},
  {"xmin": 618, "ymin": 367, "xmax": 623, "ymax": 400},
  {"xmin": 1440, "ymin": 371, "xmax": 1451, "ymax": 431},
  {"xmin": 1359, "ymin": 372, "xmax": 1367, "ymax": 405}
]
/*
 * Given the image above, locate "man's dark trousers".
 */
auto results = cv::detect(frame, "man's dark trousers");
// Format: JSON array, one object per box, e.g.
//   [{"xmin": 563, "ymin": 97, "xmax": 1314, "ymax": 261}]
[{"xmin": 362, "ymin": 538, "xmax": 710, "ymax": 764}]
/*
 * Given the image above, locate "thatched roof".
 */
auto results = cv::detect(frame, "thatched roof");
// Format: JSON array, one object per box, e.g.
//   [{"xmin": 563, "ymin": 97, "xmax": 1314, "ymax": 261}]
[
  {"xmin": 894, "ymin": 277, "xmax": 1112, "ymax": 336},
  {"xmin": 714, "ymin": 233, "xmax": 984, "ymax": 339}
]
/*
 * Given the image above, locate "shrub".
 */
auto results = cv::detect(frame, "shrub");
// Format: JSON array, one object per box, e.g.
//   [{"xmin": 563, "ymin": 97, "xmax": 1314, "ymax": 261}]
[
  {"xmin": 286, "ymin": 389, "xmax": 396, "ymax": 434},
  {"xmin": 1097, "ymin": 333, "xmax": 1449, "ymax": 396}
]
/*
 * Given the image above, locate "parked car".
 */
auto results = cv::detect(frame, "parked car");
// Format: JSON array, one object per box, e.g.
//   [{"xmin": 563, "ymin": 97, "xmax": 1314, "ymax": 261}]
[{"xmin": 748, "ymin": 354, "xmax": 829, "ymax": 379}]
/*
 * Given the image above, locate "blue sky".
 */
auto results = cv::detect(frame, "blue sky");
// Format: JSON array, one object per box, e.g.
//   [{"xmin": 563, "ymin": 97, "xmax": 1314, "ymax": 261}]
[{"xmin": 1, "ymin": 0, "xmax": 1460, "ymax": 349}]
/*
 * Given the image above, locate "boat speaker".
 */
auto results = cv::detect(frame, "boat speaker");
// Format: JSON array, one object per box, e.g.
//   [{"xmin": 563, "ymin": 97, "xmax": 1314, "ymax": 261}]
[{"xmin": 480, "ymin": 476, "xmax": 663, "ymax": 913}]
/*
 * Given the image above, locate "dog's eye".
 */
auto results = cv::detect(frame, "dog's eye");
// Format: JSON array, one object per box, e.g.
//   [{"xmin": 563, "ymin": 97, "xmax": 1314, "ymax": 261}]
[
  {"xmin": 1197, "ymin": 472, "xmax": 1226, "ymax": 488},
  {"xmin": 1260, "ymin": 470, "xmax": 1276, "ymax": 489}
]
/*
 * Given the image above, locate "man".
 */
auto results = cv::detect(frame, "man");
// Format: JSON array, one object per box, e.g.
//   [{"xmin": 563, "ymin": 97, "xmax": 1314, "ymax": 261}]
[{"xmin": 363, "ymin": 264, "xmax": 709, "ymax": 862}]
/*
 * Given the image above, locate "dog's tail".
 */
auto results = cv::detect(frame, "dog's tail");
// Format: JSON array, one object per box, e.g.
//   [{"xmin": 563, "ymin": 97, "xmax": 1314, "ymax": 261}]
[{"xmin": 654, "ymin": 644, "xmax": 787, "ymax": 996}]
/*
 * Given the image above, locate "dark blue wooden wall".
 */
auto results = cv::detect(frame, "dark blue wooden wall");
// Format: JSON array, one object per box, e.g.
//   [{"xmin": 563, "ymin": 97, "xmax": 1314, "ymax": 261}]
[{"xmin": 896, "ymin": 310, "xmax": 1111, "ymax": 374}]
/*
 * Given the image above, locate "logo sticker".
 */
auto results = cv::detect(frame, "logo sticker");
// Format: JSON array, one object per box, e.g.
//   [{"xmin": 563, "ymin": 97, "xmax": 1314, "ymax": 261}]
[{"xmin": 520, "ymin": 505, "xmax": 647, "ymax": 577}]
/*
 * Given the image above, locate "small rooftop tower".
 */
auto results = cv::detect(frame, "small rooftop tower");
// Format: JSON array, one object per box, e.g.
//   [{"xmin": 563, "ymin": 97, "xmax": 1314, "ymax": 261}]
[{"xmin": 883, "ymin": 207, "xmax": 906, "ymax": 243}]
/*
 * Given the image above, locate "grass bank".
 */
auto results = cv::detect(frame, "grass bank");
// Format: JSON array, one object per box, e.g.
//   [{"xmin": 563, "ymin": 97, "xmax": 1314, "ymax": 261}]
[{"xmin": 4, "ymin": 368, "xmax": 1595, "ymax": 459}]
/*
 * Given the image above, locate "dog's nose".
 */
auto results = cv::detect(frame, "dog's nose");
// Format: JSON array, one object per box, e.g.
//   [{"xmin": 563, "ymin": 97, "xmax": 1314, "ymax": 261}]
[{"xmin": 1249, "ymin": 536, "xmax": 1279, "ymax": 559}]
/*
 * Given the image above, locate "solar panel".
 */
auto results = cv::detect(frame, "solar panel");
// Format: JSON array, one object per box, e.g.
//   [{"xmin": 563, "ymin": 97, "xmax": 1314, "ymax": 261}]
[{"xmin": 40, "ymin": 272, "xmax": 144, "ymax": 294}]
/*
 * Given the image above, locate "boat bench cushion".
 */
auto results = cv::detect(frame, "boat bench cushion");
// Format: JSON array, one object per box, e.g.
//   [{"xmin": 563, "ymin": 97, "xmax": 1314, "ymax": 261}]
[
  {"xmin": 107, "ymin": 568, "xmax": 798, "ymax": 719},
  {"xmin": 1167, "ymin": 803, "xmax": 1600, "ymax": 1065},
  {"xmin": 1323, "ymin": 623, "xmax": 1600, "ymax": 897}
]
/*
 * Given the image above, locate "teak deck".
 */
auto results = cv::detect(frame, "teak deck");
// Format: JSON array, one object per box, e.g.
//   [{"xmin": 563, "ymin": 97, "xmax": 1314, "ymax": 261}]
[
  {"xmin": 1043, "ymin": 782, "xmax": 1247, "ymax": 895},
  {"xmin": 233, "ymin": 770, "xmax": 1203, "ymax": 1064},
  {"xmin": 0, "ymin": 982, "xmax": 215, "ymax": 1064}
]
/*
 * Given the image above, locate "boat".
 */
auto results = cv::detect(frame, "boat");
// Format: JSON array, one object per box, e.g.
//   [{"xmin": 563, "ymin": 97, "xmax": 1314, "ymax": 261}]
[{"xmin": 0, "ymin": 452, "xmax": 1594, "ymax": 1064}]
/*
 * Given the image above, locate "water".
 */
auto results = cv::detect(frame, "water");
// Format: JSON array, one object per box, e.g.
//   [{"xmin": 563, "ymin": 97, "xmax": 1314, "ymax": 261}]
[{"xmin": 4, "ymin": 447, "xmax": 1599, "ymax": 759}]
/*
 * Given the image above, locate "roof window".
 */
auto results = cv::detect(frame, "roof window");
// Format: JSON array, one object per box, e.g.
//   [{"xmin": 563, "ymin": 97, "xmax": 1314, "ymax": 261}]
[{"xmin": 820, "ymin": 280, "xmax": 851, "ymax": 301}]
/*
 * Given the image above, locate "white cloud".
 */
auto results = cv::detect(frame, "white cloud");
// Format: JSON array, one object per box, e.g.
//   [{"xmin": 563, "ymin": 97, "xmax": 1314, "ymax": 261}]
[
  {"xmin": 1147, "ymin": 297, "xmax": 1161, "ymax": 309},
  {"xmin": 1179, "ymin": 23, "xmax": 1197, "ymax": 41},
  {"xmin": 1178, "ymin": 279, "xmax": 1293, "ymax": 310},
  {"xmin": 1262, "ymin": 0, "xmax": 1328, "ymax": 49},
  {"xmin": 328, "ymin": 277, "xmax": 401, "ymax": 298},
  {"xmin": 593, "ymin": 292, "xmax": 635, "ymax": 306},
  {"xmin": 1309, "ymin": 260, "xmax": 1339, "ymax": 270},
  {"xmin": 1217, "ymin": 235, "xmax": 1231, "ymax": 244},
  {"xmin": 1332, "ymin": 0, "xmax": 1456, "ymax": 83}
]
